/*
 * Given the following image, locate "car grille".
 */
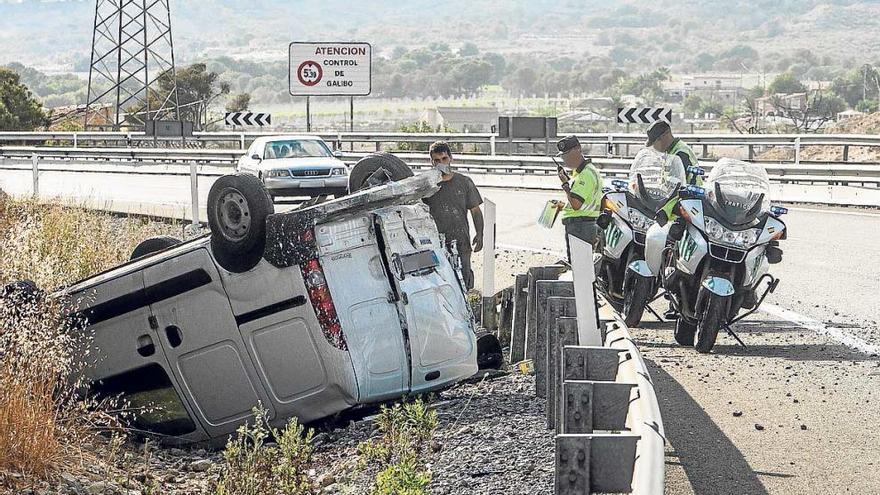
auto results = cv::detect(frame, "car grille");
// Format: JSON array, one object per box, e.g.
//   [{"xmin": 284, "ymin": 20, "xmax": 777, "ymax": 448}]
[
  {"xmin": 709, "ymin": 243, "xmax": 746, "ymax": 263},
  {"xmin": 291, "ymin": 168, "xmax": 331, "ymax": 177}
]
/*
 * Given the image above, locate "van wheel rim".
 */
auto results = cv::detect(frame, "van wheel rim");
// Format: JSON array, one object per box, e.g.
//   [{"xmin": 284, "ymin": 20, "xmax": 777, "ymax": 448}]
[{"xmin": 217, "ymin": 188, "xmax": 251, "ymax": 241}]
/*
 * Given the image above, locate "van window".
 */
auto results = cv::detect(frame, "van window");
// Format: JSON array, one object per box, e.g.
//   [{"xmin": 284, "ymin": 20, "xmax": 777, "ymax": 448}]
[{"xmin": 89, "ymin": 363, "xmax": 197, "ymax": 437}]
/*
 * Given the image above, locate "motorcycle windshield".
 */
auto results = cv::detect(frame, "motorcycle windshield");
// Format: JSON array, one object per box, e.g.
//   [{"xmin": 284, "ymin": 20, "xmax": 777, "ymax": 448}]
[
  {"xmin": 628, "ymin": 148, "xmax": 686, "ymax": 211},
  {"xmin": 706, "ymin": 158, "xmax": 772, "ymax": 225}
]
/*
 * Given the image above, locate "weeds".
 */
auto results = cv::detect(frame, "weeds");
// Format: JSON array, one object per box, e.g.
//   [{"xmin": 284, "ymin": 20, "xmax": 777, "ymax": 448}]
[
  {"xmin": 358, "ymin": 398, "xmax": 438, "ymax": 495},
  {"xmin": 215, "ymin": 404, "xmax": 317, "ymax": 495},
  {"xmin": 0, "ymin": 194, "xmax": 180, "ymax": 489}
]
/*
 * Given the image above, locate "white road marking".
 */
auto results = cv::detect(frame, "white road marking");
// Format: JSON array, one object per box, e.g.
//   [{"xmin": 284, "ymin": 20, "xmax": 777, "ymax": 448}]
[
  {"xmin": 786, "ymin": 206, "xmax": 880, "ymax": 218},
  {"xmin": 762, "ymin": 303, "xmax": 880, "ymax": 355}
]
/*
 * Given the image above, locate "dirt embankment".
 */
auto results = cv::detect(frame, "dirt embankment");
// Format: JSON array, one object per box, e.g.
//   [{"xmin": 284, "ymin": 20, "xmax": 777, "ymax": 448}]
[{"xmin": 758, "ymin": 112, "xmax": 880, "ymax": 163}]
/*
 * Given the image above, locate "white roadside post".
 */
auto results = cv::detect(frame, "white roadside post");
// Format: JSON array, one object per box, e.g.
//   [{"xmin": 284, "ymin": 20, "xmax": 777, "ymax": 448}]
[
  {"xmin": 189, "ymin": 162, "xmax": 200, "ymax": 225},
  {"xmin": 794, "ymin": 136, "xmax": 801, "ymax": 167},
  {"xmin": 569, "ymin": 235, "xmax": 602, "ymax": 346},
  {"xmin": 481, "ymin": 199, "xmax": 497, "ymax": 329},
  {"xmin": 31, "ymin": 153, "xmax": 39, "ymax": 199}
]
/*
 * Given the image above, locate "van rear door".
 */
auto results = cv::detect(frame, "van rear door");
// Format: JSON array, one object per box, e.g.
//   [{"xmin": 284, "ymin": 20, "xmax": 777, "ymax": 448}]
[
  {"xmin": 316, "ymin": 214, "xmax": 410, "ymax": 402},
  {"xmin": 373, "ymin": 205, "xmax": 477, "ymax": 393}
]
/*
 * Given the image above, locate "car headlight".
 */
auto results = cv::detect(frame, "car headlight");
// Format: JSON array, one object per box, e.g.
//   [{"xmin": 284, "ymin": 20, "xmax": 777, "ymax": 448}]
[
  {"xmin": 330, "ymin": 167, "xmax": 347, "ymax": 176},
  {"xmin": 704, "ymin": 217, "xmax": 761, "ymax": 248},
  {"xmin": 627, "ymin": 207, "xmax": 654, "ymax": 232},
  {"xmin": 267, "ymin": 169, "xmax": 290, "ymax": 178}
]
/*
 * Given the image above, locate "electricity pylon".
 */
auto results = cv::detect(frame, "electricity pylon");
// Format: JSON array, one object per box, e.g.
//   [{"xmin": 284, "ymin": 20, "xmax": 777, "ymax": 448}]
[{"xmin": 84, "ymin": 0, "xmax": 180, "ymax": 129}]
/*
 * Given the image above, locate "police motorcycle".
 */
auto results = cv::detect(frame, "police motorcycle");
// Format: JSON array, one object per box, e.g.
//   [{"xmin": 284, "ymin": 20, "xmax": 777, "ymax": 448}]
[
  {"xmin": 594, "ymin": 149, "xmax": 686, "ymax": 327},
  {"xmin": 660, "ymin": 158, "xmax": 788, "ymax": 353}
]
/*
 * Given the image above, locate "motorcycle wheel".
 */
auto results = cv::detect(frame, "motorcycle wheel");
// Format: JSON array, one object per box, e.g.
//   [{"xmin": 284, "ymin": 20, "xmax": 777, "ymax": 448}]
[
  {"xmin": 674, "ymin": 317, "xmax": 696, "ymax": 346},
  {"xmin": 695, "ymin": 295, "xmax": 729, "ymax": 354},
  {"xmin": 622, "ymin": 275, "xmax": 651, "ymax": 328}
]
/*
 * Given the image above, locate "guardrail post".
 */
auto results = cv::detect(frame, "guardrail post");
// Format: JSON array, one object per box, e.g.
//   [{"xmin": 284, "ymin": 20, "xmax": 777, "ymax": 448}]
[
  {"xmin": 748, "ymin": 144, "xmax": 754, "ymax": 161},
  {"xmin": 561, "ymin": 380, "xmax": 634, "ymax": 434},
  {"xmin": 490, "ymin": 134, "xmax": 496, "ymax": 156},
  {"xmin": 843, "ymin": 144, "xmax": 849, "ymax": 162},
  {"xmin": 794, "ymin": 136, "xmax": 801, "ymax": 166},
  {"xmin": 240, "ymin": 133, "xmax": 245, "ymax": 150},
  {"xmin": 31, "ymin": 153, "xmax": 39, "ymax": 199},
  {"xmin": 555, "ymin": 433, "xmax": 639, "ymax": 494},
  {"xmin": 536, "ymin": 285, "xmax": 575, "ymax": 397},
  {"xmin": 481, "ymin": 199, "xmax": 497, "ymax": 330},
  {"xmin": 509, "ymin": 274, "xmax": 529, "ymax": 363},
  {"xmin": 606, "ymin": 136, "xmax": 613, "ymax": 158},
  {"xmin": 545, "ymin": 298, "xmax": 577, "ymax": 426},
  {"xmin": 189, "ymin": 162, "xmax": 200, "ymax": 225},
  {"xmin": 549, "ymin": 317, "xmax": 579, "ymax": 429},
  {"xmin": 526, "ymin": 266, "xmax": 564, "ymax": 361},
  {"xmin": 73, "ymin": 133, "xmax": 78, "ymax": 149}
]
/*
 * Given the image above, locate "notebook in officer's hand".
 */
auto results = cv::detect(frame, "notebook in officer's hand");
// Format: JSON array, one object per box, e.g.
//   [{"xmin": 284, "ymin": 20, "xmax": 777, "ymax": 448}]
[{"xmin": 537, "ymin": 200, "xmax": 562, "ymax": 229}]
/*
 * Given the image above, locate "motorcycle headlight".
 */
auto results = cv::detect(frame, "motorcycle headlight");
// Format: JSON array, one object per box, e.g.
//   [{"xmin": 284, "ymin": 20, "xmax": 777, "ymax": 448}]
[
  {"xmin": 705, "ymin": 217, "xmax": 725, "ymax": 241},
  {"xmin": 627, "ymin": 208, "xmax": 654, "ymax": 232},
  {"xmin": 705, "ymin": 217, "xmax": 762, "ymax": 248}
]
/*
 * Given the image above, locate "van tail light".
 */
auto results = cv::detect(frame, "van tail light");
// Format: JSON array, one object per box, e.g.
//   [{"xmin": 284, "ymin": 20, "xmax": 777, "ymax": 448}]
[{"xmin": 301, "ymin": 257, "xmax": 347, "ymax": 350}]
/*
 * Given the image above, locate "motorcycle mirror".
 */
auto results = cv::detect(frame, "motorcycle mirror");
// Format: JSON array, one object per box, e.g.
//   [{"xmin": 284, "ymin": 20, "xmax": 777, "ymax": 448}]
[
  {"xmin": 597, "ymin": 211, "xmax": 612, "ymax": 229},
  {"xmin": 654, "ymin": 209, "xmax": 669, "ymax": 227}
]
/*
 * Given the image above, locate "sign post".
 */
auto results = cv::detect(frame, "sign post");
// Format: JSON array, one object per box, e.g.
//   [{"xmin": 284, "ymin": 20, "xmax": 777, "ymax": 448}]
[{"xmin": 289, "ymin": 42, "xmax": 372, "ymax": 132}]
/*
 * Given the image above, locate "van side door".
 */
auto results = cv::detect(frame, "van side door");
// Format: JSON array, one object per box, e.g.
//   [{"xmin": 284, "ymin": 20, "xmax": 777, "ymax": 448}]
[{"xmin": 143, "ymin": 247, "xmax": 274, "ymax": 439}]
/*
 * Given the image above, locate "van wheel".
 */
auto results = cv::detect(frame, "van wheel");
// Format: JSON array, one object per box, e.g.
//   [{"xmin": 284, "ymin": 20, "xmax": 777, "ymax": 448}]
[
  {"xmin": 475, "ymin": 330, "xmax": 503, "ymax": 370},
  {"xmin": 130, "ymin": 236, "xmax": 182, "ymax": 260},
  {"xmin": 208, "ymin": 174, "xmax": 274, "ymax": 272},
  {"xmin": 348, "ymin": 152, "xmax": 414, "ymax": 193}
]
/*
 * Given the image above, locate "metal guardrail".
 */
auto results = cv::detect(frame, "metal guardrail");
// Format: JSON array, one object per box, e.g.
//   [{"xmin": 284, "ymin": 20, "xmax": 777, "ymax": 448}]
[
  {"xmin": 2, "ymin": 146, "xmax": 877, "ymax": 186},
  {"xmin": 1, "ymin": 131, "xmax": 880, "ymax": 164},
  {"xmin": 507, "ymin": 260, "xmax": 664, "ymax": 494}
]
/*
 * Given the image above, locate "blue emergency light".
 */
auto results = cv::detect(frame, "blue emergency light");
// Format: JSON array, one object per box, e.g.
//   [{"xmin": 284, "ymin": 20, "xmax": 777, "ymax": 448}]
[
  {"xmin": 770, "ymin": 205, "xmax": 789, "ymax": 216},
  {"xmin": 687, "ymin": 166, "xmax": 706, "ymax": 177},
  {"xmin": 611, "ymin": 179, "xmax": 628, "ymax": 190},
  {"xmin": 684, "ymin": 185, "xmax": 706, "ymax": 198}
]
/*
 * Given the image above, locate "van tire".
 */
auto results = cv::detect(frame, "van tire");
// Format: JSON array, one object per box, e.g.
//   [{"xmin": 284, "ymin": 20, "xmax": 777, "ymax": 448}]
[
  {"xmin": 348, "ymin": 152, "xmax": 414, "ymax": 192},
  {"xmin": 475, "ymin": 330, "xmax": 503, "ymax": 370},
  {"xmin": 208, "ymin": 174, "xmax": 274, "ymax": 267},
  {"xmin": 130, "ymin": 236, "xmax": 182, "ymax": 260}
]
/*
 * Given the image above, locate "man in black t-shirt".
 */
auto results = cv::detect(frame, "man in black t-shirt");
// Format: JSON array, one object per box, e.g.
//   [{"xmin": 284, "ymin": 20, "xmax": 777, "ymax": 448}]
[{"xmin": 423, "ymin": 141, "xmax": 484, "ymax": 290}]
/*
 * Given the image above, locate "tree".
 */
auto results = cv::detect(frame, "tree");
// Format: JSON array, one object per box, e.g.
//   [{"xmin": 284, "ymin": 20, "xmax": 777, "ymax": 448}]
[
  {"xmin": 153, "ymin": 63, "xmax": 229, "ymax": 130},
  {"xmin": 459, "ymin": 42, "xmax": 479, "ymax": 57},
  {"xmin": 768, "ymin": 72, "xmax": 806, "ymax": 95},
  {"xmin": 0, "ymin": 68, "xmax": 47, "ymax": 131},
  {"xmin": 771, "ymin": 91, "xmax": 845, "ymax": 133},
  {"xmin": 225, "ymin": 93, "xmax": 251, "ymax": 113}
]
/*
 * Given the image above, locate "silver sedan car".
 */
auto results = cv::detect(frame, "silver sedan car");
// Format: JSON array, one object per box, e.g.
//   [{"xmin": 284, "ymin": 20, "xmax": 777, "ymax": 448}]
[{"xmin": 238, "ymin": 135, "xmax": 349, "ymax": 198}]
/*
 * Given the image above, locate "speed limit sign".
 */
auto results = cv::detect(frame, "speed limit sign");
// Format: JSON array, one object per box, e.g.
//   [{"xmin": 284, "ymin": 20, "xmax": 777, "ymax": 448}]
[{"xmin": 297, "ymin": 61, "xmax": 323, "ymax": 87}]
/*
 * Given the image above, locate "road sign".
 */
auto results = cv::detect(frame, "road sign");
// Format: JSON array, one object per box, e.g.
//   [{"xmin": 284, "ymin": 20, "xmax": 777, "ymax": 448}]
[
  {"xmin": 224, "ymin": 112, "xmax": 271, "ymax": 127},
  {"xmin": 289, "ymin": 42, "xmax": 372, "ymax": 96},
  {"xmin": 617, "ymin": 107, "xmax": 672, "ymax": 125}
]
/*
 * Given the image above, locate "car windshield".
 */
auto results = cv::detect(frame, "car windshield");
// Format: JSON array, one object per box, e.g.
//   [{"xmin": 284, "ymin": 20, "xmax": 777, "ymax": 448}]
[
  {"xmin": 628, "ymin": 148, "xmax": 686, "ymax": 203},
  {"xmin": 263, "ymin": 140, "xmax": 331, "ymax": 159}
]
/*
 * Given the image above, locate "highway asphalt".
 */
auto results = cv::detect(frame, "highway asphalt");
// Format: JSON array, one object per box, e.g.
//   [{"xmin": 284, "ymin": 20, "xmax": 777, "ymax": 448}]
[{"xmin": 2, "ymin": 168, "xmax": 879, "ymax": 494}]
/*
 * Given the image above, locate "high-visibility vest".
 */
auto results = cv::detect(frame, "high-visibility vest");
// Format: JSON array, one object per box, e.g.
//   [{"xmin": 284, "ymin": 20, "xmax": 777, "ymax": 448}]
[{"xmin": 562, "ymin": 160, "xmax": 602, "ymax": 219}]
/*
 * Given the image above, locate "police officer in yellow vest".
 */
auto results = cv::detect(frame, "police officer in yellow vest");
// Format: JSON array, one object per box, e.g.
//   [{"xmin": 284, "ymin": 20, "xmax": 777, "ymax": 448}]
[
  {"xmin": 647, "ymin": 121, "xmax": 703, "ymax": 223},
  {"xmin": 554, "ymin": 135, "xmax": 603, "ymax": 261}
]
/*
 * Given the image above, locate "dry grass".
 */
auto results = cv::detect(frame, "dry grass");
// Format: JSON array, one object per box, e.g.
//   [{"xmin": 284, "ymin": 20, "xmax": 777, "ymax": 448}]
[{"xmin": 0, "ymin": 194, "xmax": 184, "ymax": 490}]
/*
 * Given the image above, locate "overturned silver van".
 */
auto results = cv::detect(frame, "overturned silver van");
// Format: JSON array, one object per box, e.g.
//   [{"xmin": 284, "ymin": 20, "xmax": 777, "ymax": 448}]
[{"xmin": 60, "ymin": 158, "xmax": 478, "ymax": 444}]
